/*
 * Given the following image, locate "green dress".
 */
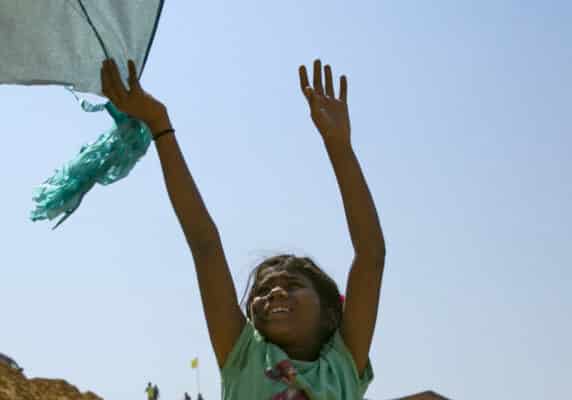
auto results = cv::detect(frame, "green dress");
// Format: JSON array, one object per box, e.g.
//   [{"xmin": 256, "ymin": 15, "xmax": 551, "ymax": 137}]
[{"xmin": 221, "ymin": 320, "xmax": 374, "ymax": 399}]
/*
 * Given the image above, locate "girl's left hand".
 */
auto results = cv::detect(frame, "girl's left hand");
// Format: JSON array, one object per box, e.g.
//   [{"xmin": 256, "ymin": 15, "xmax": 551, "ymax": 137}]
[
  {"xmin": 299, "ymin": 59, "xmax": 351, "ymax": 145},
  {"xmin": 101, "ymin": 59, "xmax": 170, "ymax": 133}
]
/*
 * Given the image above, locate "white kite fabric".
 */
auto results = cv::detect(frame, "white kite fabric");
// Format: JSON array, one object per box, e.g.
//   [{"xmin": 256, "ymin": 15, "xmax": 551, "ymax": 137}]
[
  {"xmin": 0, "ymin": 0, "xmax": 164, "ymax": 227},
  {"xmin": 0, "ymin": 0, "xmax": 163, "ymax": 94}
]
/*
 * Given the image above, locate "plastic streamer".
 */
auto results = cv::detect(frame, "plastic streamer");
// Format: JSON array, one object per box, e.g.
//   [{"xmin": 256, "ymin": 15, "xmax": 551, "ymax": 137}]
[{"xmin": 30, "ymin": 95, "xmax": 152, "ymax": 229}]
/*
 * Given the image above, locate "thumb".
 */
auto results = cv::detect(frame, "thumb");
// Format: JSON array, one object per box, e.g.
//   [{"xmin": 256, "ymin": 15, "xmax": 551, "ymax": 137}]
[{"xmin": 306, "ymin": 88, "xmax": 324, "ymax": 112}]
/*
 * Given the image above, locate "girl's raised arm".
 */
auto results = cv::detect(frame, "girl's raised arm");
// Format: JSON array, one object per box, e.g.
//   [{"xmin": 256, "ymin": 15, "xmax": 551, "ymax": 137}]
[
  {"xmin": 299, "ymin": 60, "xmax": 386, "ymax": 375},
  {"xmin": 101, "ymin": 59, "xmax": 245, "ymax": 368}
]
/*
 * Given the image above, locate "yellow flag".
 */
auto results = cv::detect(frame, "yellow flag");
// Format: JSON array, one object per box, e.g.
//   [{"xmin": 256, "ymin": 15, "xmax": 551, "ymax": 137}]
[{"xmin": 191, "ymin": 357, "xmax": 199, "ymax": 369}]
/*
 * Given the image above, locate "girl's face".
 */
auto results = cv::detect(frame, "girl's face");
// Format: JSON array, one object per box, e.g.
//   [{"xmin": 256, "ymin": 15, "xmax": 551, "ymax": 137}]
[{"xmin": 250, "ymin": 267, "xmax": 323, "ymax": 354}]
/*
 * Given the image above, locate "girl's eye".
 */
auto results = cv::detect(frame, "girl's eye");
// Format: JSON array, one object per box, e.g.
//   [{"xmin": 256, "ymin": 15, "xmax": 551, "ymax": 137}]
[
  {"xmin": 256, "ymin": 281, "xmax": 302, "ymax": 295},
  {"xmin": 257, "ymin": 286, "xmax": 270, "ymax": 295}
]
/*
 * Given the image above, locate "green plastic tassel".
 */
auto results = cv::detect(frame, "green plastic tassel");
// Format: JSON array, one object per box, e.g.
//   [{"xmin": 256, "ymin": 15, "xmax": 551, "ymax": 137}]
[{"xmin": 31, "ymin": 100, "xmax": 152, "ymax": 229}]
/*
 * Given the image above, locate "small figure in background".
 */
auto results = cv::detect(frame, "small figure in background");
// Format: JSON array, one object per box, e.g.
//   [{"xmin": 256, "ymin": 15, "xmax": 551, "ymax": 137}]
[{"xmin": 145, "ymin": 382, "xmax": 154, "ymax": 400}]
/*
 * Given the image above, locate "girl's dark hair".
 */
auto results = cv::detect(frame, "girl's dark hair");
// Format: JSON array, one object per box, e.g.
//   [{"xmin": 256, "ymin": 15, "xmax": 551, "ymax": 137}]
[{"xmin": 241, "ymin": 254, "xmax": 343, "ymax": 343}]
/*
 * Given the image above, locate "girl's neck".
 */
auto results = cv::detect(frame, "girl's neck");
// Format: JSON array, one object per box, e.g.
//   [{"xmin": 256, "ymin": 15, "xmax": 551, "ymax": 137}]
[{"xmin": 277, "ymin": 337, "xmax": 322, "ymax": 361}]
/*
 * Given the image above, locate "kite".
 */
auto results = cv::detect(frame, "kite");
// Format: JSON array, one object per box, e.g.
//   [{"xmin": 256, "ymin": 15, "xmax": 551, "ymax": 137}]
[{"xmin": 0, "ymin": 0, "xmax": 165, "ymax": 228}]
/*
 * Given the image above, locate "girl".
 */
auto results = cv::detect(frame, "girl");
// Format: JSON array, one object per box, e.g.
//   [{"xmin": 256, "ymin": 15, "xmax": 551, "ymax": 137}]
[{"xmin": 101, "ymin": 58, "xmax": 386, "ymax": 399}]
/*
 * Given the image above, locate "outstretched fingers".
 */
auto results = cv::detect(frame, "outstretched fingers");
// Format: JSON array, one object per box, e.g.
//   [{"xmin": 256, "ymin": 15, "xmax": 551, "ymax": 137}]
[
  {"xmin": 299, "ymin": 65, "xmax": 311, "ymax": 101},
  {"xmin": 127, "ymin": 59, "xmax": 141, "ymax": 93},
  {"xmin": 100, "ymin": 60, "xmax": 115, "ymax": 98},
  {"xmin": 339, "ymin": 75, "xmax": 348, "ymax": 103},
  {"xmin": 300, "ymin": 60, "xmax": 347, "ymax": 104},
  {"xmin": 101, "ymin": 59, "xmax": 128, "ymax": 104},
  {"xmin": 313, "ymin": 59, "xmax": 324, "ymax": 95},
  {"xmin": 109, "ymin": 59, "xmax": 128, "ymax": 101},
  {"xmin": 324, "ymin": 65, "xmax": 335, "ymax": 98}
]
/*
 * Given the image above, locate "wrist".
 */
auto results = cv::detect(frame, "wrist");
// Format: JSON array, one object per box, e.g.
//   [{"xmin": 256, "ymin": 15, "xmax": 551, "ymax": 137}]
[
  {"xmin": 324, "ymin": 136, "xmax": 352, "ymax": 151},
  {"xmin": 152, "ymin": 127, "xmax": 175, "ymax": 141},
  {"xmin": 145, "ymin": 109, "xmax": 172, "ymax": 135}
]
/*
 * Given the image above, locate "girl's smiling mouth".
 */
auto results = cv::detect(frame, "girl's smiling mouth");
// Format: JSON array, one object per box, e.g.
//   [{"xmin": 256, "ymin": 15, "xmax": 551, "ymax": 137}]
[
  {"xmin": 270, "ymin": 306, "xmax": 290, "ymax": 314},
  {"xmin": 262, "ymin": 304, "xmax": 292, "ymax": 320}
]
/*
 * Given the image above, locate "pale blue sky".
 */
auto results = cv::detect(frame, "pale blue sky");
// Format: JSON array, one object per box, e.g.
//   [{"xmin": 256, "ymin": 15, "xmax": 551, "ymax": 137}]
[{"xmin": 2, "ymin": 1, "xmax": 571, "ymax": 399}]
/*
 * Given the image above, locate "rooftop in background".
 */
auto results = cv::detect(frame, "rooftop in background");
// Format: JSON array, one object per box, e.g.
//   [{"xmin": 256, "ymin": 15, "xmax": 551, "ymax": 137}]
[{"xmin": 388, "ymin": 390, "xmax": 451, "ymax": 400}]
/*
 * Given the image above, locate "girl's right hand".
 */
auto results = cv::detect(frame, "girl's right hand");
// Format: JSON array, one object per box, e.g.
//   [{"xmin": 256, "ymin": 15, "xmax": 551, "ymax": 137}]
[{"xmin": 100, "ymin": 59, "xmax": 171, "ymax": 133}]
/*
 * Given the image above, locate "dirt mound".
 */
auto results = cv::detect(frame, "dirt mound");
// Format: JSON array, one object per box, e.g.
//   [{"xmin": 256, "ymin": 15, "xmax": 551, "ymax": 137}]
[{"xmin": 0, "ymin": 363, "xmax": 103, "ymax": 400}]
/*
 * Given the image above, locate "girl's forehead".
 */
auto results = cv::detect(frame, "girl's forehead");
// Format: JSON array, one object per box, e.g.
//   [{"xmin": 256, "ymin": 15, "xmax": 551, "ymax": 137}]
[{"xmin": 258, "ymin": 267, "xmax": 311, "ymax": 285}]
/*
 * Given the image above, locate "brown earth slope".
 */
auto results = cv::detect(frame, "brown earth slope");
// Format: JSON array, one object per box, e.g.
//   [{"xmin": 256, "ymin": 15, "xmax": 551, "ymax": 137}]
[{"xmin": 0, "ymin": 363, "xmax": 103, "ymax": 400}]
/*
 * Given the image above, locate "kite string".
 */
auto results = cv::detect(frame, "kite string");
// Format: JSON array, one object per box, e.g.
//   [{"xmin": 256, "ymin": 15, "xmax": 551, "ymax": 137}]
[{"xmin": 76, "ymin": 0, "xmax": 110, "ymax": 59}]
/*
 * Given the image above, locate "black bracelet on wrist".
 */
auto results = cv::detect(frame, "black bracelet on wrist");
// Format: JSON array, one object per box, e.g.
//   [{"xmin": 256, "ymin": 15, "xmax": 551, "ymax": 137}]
[{"xmin": 153, "ymin": 128, "xmax": 175, "ymax": 141}]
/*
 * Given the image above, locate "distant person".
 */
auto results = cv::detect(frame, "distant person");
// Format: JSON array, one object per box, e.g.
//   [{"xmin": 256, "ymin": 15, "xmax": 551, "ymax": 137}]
[
  {"xmin": 197, "ymin": 394, "xmax": 204, "ymax": 400},
  {"xmin": 184, "ymin": 392, "xmax": 191, "ymax": 400},
  {"xmin": 145, "ymin": 382, "xmax": 154, "ymax": 400},
  {"xmin": 101, "ymin": 56, "xmax": 385, "ymax": 399},
  {"xmin": 153, "ymin": 384, "xmax": 160, "ymax": 400}
]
